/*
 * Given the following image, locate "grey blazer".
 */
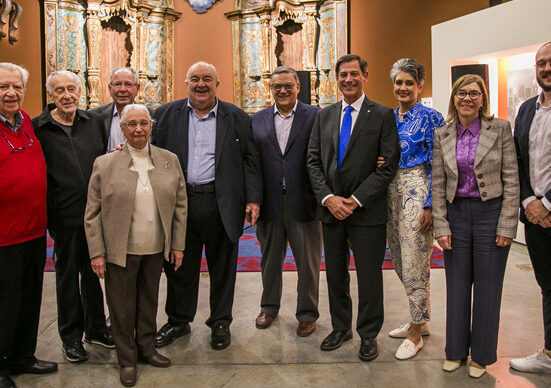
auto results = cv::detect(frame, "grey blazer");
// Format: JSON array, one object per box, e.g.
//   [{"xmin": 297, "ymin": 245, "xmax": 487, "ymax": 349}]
[
  {"xmin": 85, "ymin": 144, "xmax": 187, "ymax": 267},
  {"xmin": 432, "ymin": 117, "xmax": 520, "ymax": 239}
]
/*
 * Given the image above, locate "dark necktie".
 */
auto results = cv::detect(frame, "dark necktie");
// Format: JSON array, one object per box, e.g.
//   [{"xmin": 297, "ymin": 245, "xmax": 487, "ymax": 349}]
[{"xmin": 338, "ymin": 105, "xmax": 353, "ymax": 169}]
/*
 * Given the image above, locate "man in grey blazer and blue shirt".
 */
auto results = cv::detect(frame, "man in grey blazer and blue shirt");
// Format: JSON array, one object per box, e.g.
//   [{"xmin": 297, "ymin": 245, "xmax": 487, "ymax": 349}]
[
  {"xmin": 307, "ymin": 54, "xmax": 399, "ymax": 361},
  {"xmin": 89, "ymin": 67, "xmax": 141, "ymax": 151},
  {"xmin": 251, "ymin": 66, "xmax": 322, "ymax": 337}
]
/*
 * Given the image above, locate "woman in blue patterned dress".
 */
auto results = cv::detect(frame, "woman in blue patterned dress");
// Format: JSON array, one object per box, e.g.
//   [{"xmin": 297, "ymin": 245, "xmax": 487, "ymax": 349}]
[{"xmin": 386, "ymin": 58, "xmax": 445, "ymax": 360}]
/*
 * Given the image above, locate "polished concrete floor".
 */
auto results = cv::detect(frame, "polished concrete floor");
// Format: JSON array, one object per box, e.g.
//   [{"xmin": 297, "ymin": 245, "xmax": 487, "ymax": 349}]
[{"xmin": 12, "ymin": 243, "xmax": 551, "ymax": 387}]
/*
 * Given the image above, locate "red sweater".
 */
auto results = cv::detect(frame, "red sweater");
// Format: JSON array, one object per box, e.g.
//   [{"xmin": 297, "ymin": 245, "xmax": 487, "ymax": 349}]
[{"xmin": 0, "ymin": 110, "xmax": 47, "ymax": 246}]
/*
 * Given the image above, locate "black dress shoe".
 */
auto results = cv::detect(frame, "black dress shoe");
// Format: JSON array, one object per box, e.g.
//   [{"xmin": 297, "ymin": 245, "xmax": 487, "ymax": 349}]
[
  {"xmin": 62, "ymin": 341, "xmax": 89, "ymax": 363},
  {"xmin": 155, "ymin": 322, "xmax": 191, "ymax": 348},
  {"xmin": 358, "ymin": 337, "xmax": 378, "ymax": 361},
  {"xmin": 0, "ymin": 375, "xmax": 16, "ymax": 388},
  {"xmin": 84, "ymin": 332, "xmax": 115, "ymax": 349},
  {"xmin": 211, "ymin": 324, "xmax": 231, "ymax": 350},
  {"xmin": 320, "ymin": 330, "xmax": 353, "ymax": 351},
  {"xmin": 10, "ymin": 357, "xmax": 58, "ymax": 374}
]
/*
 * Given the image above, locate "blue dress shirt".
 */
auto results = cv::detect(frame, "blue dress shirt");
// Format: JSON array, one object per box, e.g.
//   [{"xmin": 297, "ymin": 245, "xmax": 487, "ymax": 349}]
[
  {"xmin": 394, "ymin": 102, "xmax": 445, "ymax": 208},
  {"xmin": 187, "ymin": 100, "xmax": 218, "ymax": 185}
]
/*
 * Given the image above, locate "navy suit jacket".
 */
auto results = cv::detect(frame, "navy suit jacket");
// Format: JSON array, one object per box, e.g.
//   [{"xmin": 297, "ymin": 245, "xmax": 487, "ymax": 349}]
[
  {"xmin": 151, "ymin": 98, "xmax": 262, "ymax": 243},
  {"xmin": 307, "ymin": 97, "xmax": 400, "ymax": 225},
  {"xmin": 251, "ymin": 101, "xmax": 319, "ymax": 222},
  {"xmin": 514, "ymin": 95, "xmax": 551, "ymax": 224}
]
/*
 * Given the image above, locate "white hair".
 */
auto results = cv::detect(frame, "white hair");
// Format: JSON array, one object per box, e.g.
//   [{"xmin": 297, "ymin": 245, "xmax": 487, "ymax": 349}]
[
  {"xmin": 186, "ymin": 61, "xmax": 219, "ymax": 82},
  {"xmin": 110, "ymin": 67, "xmax": 139, "ymax": 84},
  {"xmin": 120, "ymin": 104, "xmax": 153, "ymax": 124},
  {"xmin": 0, "ymin": 62, "xmax": 30, "ymax": 87},
  {"xmin": 45, "ymin": 70, "xmax": 81, "ymax": 93}
]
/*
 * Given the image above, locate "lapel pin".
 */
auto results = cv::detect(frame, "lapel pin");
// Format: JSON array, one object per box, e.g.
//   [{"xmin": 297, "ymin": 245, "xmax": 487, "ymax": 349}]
[{"xmin": 164, "ymin": 161, "xmax": 170, "ymax": 170}]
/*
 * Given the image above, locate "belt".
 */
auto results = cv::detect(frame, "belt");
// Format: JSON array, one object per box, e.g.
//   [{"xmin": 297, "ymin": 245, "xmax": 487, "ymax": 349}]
[{"xmin": 186, "ymin": 182, "xmax": 215, "ymax": 193}]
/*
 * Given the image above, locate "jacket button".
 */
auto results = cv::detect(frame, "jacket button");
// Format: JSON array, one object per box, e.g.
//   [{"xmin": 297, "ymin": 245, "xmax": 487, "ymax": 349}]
[
  {"xmin": 480, "ymin": 182, "xmax": 485, "ymax": 187},
  {"xmin": 481, "ymin": 192, "xmax": 487, "ymax": 197},
  {"xmin": 477, "ymin": 174, "xmax": 483, "ymax": 179}
]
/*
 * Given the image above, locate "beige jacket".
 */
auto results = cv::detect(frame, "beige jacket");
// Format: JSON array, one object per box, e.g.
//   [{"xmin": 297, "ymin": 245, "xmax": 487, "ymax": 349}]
[
  {"xmin": 85, "ymin": 144, "xmax": 187, "ymax": 267},
  {"xmin": 432, "ymin": 117, "xmax": 519, "ymax": 239}
]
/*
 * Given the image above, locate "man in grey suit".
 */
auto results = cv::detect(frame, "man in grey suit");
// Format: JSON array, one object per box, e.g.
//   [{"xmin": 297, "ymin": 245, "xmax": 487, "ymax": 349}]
[
  {"xmin": 307, "ymin": 54, "xmax": 399, "ymax": 361},
  {"xmin": 251, "ymin": 66, "xmax": 322, "ymax": 337},
  {"xmin": 89, "ymin": 67, "xmax": 140, "ymax": 151}
]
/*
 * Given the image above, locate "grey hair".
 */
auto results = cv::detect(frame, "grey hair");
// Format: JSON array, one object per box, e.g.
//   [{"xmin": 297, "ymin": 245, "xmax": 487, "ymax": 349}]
[
  {"xmin": 110, "ymin": 67, "xmax": 139, "ymax": 84},
  {"xmin": 389, "ymin": 58, "xmax": 425, "ymax": 85},
  {"xmin": 120, "ymin": 104, "xmax": 153, "ymax": 124},
  {"xmin": 0, "ymin": 62, "xmax": 30, "ymax": 87},
  {"xmin": 271, "ymin": 66, "xmax": 299, "ymax": 83},
  {"xmin": 186, "ymin": 61, "xmax": 219, "ymax": 82},
  {"xmin": 45, "ymin": 70, "xmax": 81, "ymax": 93}
]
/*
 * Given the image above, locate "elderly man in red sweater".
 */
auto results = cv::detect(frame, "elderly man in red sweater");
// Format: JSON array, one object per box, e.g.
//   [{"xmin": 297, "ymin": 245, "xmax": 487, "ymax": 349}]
[{"xmin": 0, "ymin": 63, "xmax": 57, "ymax": 388}]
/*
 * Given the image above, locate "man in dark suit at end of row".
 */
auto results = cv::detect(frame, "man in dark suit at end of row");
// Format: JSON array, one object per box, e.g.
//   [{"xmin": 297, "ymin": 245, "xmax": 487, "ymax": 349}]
[
  {"xmin": 151, "ymin": 61, "xmax": 262, "ymax": 351},
  {"xmin": 251, "ymin": 66, "xmax": 322, "ymax": 337},
  {"xmin": 307, "ymin": 54, "xmax": 400, "ymax": 361}
]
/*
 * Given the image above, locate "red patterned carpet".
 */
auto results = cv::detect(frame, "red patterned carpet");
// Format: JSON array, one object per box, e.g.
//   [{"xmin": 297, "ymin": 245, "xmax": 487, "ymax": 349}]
[{"xmin": 45, "ymin": 226, "xmax": 444, "ymax": 272}]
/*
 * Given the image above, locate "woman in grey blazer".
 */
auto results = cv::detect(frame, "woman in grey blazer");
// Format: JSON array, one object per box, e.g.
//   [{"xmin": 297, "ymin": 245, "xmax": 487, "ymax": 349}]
[
  {"xmin": 432, "ymin": 75, "xmax": 519, "ymax": 378},
  {"xmin": 85, "ymin": 104, "xmax": 187, "ymax": 387}
]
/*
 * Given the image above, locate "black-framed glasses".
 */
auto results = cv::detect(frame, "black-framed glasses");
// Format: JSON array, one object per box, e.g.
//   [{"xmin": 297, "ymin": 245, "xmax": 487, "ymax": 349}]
[
  {"xmin": 270, "ymin": 83, "xmax": 295, "ymax": 92},
  {"xmin": 455, "ymin": 90, "xmax": 482, "ymax": 100},
  {"xmin": 0, "ymin": 128, "xmax": 34, "ymax": 152}
]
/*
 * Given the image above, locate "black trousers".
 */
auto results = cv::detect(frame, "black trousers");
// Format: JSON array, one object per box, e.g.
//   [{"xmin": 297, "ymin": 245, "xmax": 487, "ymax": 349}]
[
  {"xmin": 444, "ymin": 198, "xmax": 509, "ymax": 366},
  {"xmin": 322, "ymin": 222, "xmax": 386, "ymax": 339},
  {"xmin": 164, "ymin": 191, "xmax": 238, "ymax": 328},
  {"xmin": 105, "ymin": 253, "xmax": 164, "ymax": 367},
  {"xmin": 52, "ymin": 227, "xmax": 108, "ymax": 344},
  {"xmin": 524, "ymin": 222, "xmax": 551, "ymax": 350},
  {"xmin": 0, "ymin": 236, "xmax": 46, "ymax": 375}
]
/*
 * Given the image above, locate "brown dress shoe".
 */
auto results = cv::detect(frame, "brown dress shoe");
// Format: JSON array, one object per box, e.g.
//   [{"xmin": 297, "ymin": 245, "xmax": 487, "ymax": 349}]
[
  {"xmin": 297, "ymin": 321, "xmax": 316, "ymax": 337},
  {"xmin": 255, "ymin": 312, "xmax": 275, "ymax": 329},
  {"xmin": 120, "ymin": 366, "xmax": 137, "ymax": 387},
  {"xmin": 144, "ymin": 353, "xmax": 171, "ymax": 368}
]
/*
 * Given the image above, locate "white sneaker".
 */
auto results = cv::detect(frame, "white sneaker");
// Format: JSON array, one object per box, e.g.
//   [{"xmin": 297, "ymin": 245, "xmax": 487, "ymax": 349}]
[
  {"xmin": 395, "ymin": 338, "xmax": 423, "ymax": 360},
  {"xmin": 388, "ymin": 322, "xmax": 430, "ymax": 338},
  {"xmin": 510, "ymin": 350, "xmax": 551, "ymax": 373}
]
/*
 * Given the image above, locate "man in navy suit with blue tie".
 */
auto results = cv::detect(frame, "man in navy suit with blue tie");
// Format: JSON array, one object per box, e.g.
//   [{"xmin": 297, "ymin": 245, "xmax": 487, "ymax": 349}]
[
  {"xmin": 307, "ymin": 54, "xmax": 399, "ymax": 361},
  {"xmin": 251, "ymin": 66, "xmax": 322, "ymax": 337}
]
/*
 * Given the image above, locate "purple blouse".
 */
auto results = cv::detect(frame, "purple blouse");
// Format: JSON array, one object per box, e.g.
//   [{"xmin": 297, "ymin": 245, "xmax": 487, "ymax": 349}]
[{"xmin": 455, "ymin": 118, "xmax": 481, "ymax": 198}]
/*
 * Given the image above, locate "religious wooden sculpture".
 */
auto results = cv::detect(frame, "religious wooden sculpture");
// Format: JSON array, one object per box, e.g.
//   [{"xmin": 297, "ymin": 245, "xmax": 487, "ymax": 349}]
[
  {"xmin": 0, "ymin": 0, "xmax": 23, "ymax": 43},
  {"xmin": 43, "ymin": 0, "xmax": 180, "ymax": 108},
  {"xmin": 226, "ymin": 0, "xmax": 347, "ymax": 113}
]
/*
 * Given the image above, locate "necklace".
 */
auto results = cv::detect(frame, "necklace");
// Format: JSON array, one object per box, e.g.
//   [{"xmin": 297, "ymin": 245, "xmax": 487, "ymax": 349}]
[{"xmin": 137, "ymin": 173, "xmax": 150, "ymax": 193}]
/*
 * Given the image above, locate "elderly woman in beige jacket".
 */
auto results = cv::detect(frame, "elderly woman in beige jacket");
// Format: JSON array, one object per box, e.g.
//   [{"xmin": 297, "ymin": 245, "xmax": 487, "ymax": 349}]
[{"xmin": 85, "ymin": 104, "xmax": 187, "ymax": 387}]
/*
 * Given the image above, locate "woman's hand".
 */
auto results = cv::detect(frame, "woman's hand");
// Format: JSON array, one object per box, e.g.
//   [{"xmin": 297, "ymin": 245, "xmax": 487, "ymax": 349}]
[
  {"xmin": 419, "ymin": 208, "xmax": 433, "ymax": 233},
  {"xmin": 496, "ymin": 235, "xmax": 513, "ymax": 247},
  {"xmin": 91, "ymin": 256, "xmax": 106, "ymax": 279},
  {"xmin": 171, "ymin": 250, "xmax": 184, "ymax": 271},
  {"xmin": 437, "ymin": 235, "xmax": 452, "ymax": 250},
  {"xmin": 376, "ymin": 156, "xmax": 385, "ymax": 168}
]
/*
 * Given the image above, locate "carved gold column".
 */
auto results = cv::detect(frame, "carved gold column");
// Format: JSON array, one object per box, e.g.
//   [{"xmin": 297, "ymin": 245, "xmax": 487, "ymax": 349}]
[
  {"xmin": 163, "ymin": 15, "xmax": 176, "ymax": 103},
  {"xmin": 85, "ymin": 3, "xmax": 101, "ymax": 108},
  {"xmin": 44, "ymin": 1, "xmax": 58, "ymax": 77},
  {"xmin": 135, "ymin": 10, "xmax": 147, "ymax": 105},
  {"xmin": 259, "ymin": 12, "xmax": 271, "ymax": 105},
  {"xmin": 302, "ymin": 4, "xmax": 319, "ymax": 106}
]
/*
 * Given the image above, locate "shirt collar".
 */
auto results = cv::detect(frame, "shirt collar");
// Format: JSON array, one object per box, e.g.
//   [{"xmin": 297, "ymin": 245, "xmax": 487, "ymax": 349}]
[
  {"xmin": 536, "ymin": 93, "xmax": 551, "ymax": 110},
  {"xmin": 342, "ymin": 93, "xmax": 365, "ymax": 113},
  {"xmin": 457, "ymin": 117, "xmax": 481, "ymax": 137},
  {"xmin": 0, "ymin": 111, "xmax": 24, "ymax": 132},
  {"xmin": 274, "ymin": 100, "xmax": 298, "ymax": 118},
  {"xmin": 188, "ymin": 98, "xmax": 218, "ymax": 118},
  {"xmin": 395, "ymin": 102, "xmax": 421, "ymax": 120},
  {"xmin": 112, "ymin": 104, "xmax": 119, "ymax": 117}
]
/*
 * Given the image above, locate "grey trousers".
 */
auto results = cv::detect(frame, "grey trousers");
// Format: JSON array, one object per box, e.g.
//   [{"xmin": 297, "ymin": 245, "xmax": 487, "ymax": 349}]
[
  {"xmin": 105, "ymin": 253, "xmax": 164, "ymax": 367},
  {"xmin": 256, "ymin": 196, "xmax": 322, "ymax": 322},
  {"xmin": 444, "ymin": 197, "xmax": 509, "ymax": 366}
]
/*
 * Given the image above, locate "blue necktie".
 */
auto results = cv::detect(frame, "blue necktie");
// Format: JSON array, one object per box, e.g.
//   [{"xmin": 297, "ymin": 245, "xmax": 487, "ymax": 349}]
[{"xmin": 338, "ymin": 105, "xmax": 353, "ymax": 169}]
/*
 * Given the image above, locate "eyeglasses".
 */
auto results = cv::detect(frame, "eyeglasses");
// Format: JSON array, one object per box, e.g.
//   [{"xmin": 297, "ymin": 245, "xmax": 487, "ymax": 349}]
[
  {"xmin": 455, "ymin": 90, "xmax": 482, "ymax": 100},
  {"xmin": 110, "ymin": 82, "xmax": 137, "ymax": 89},
  {"xmin": 0, "ymin": 128, "xmax": 34, "ymax": 152},
  {"xmin": 270, "ymin": 83, "xmax": 296, "ymax": 92},
  {"xmin": 123, "ymin": 120, "xmax": 151, "ymax": 130}
]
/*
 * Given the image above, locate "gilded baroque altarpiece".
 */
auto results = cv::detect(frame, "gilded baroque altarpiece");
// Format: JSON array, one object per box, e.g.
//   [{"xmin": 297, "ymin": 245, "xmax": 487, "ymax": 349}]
[
  {"xmin": 226, "ymin": 0, "xmax": 347, "ymax": 113},
  {"xmin": 43, "ymin": 0, "xmax": 180, "ymax": 108}
]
